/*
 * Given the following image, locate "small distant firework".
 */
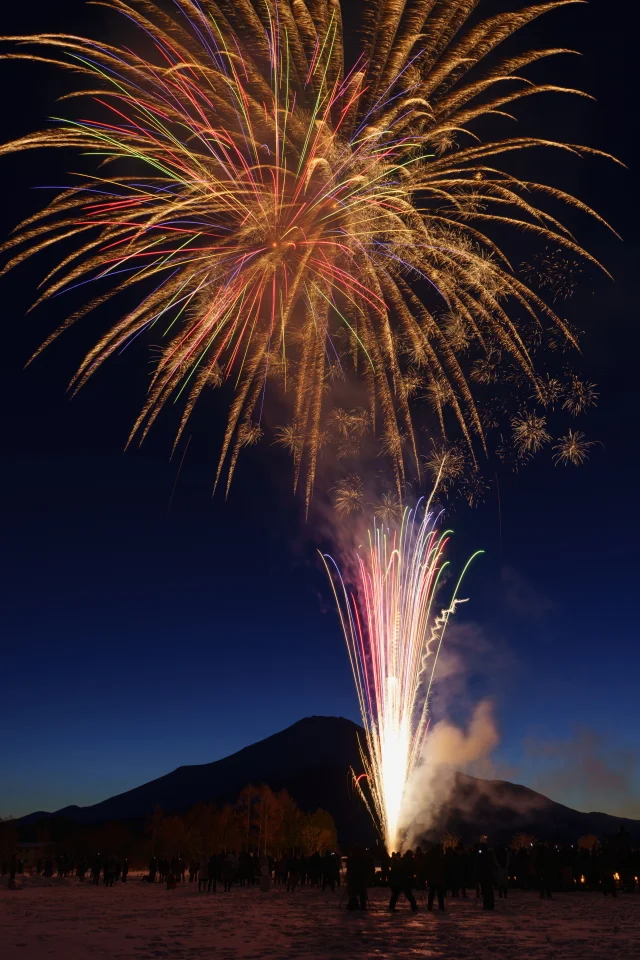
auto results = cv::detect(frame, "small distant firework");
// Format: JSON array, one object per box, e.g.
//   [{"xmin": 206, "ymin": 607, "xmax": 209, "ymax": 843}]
[
  {"xmin": 274, "ymin": 423, "xmax": 304, "ymax": 457},
  {"xmin": 563, "ymin": 378, "xmax": 599, "ymax": 416},
  {"xmin": 532, "ymin": 375, "xmax": 564, "ymax": 409},
  {"xmin": 328, "ymin": 408, "xmax": 370, "ymax": 440},
  {"xmin": 379, "ymin": 430, "xmax": 408, "ymax": 460},
  {"xmin": 442, "ymin": 312, "xmax": 470, "ymax": 354},
  {"xmin": 425, "ymin": 378, "xmax": 454, "ymax": 412},
  {"xmin": 333, "ymin": 475, "xmax": 364, "ymax": 518},
  {"xmin": 460, "ymin": 471, "xmax": 491, "ymax": 508},
  {"xmin": 401, "ymin": 370, "xmax": 424, "ymax": 399},
  {"xmin": 238, "ymin": 422, "xmax": 263, "ymax": 447},
  {"xmin": 521, "ymin": 248, "xmax": 584, "ymax": 301},
  {"xmin": 372, "ymin": 491, "xmax": 402, "ymax": 526},
  {"xmin": 423, "ymin": 444, "xmax": 466, "ymax": 489},
  {"xmin": 471, "ymin": 354, "xmax": 500, "ymax": 386},
  {"xmin": 553, "ymin": 430, "xmax": 596, "ymax": 466},
  {"xmin": 336, "ymin": 436, "xmax": 362, "ymax": 460},
  {"xmin": 322, "ymin": 497, "xmax": 482, "ymax": 852},
  {"xmin": 511, "ymin": 412, "xmax": 552, "ymax": 456}
]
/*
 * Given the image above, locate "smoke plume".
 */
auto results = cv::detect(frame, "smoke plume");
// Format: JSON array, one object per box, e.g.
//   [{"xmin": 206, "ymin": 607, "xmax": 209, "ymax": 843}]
[{"xmin": 400, "ymin": 699, "xmax": 499, "ymax": 847}]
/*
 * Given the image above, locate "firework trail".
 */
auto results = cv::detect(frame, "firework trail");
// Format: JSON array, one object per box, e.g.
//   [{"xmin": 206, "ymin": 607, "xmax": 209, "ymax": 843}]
[
  {"xmin": 0, "ymin": 0, "xmax": 616, "ymax": 502},
  {"xmin": 321, "ymin": 490, "xmax": 482, "ymax": 852}
]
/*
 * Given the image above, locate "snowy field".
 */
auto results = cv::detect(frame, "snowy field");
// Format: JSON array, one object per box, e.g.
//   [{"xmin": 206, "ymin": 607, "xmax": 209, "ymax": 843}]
[{"xmin": 2, "ymin": 876, "xmax": 639, "ymax": 959}]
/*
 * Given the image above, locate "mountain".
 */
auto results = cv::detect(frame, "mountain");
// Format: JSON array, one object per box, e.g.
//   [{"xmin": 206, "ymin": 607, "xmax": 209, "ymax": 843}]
[
  {"xmin": 18, "ymin": 716, "xmax": 640, "ymax": 844},
  {"xmin": 20, "ymin": 717, "xmax": 372, "ymax": 842}
]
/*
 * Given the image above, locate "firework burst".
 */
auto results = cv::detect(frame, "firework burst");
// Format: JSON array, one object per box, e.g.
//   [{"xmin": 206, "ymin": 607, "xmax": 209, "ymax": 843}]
[
  {"xmin": 511, "ymin": 411, "xmax": 552, "ymax": 456},
  {"xmin": 322, "ymin": 495, "xmax": 482, "ymax": 852},
  {"xmin": 563, "ymin": 377, "xmax": 599, "ymax": 416},
  {"xmin": 552, "ymin": 429, "xmax": 596, "ymax": 465},
  {"xmin": 332, "ymin": 473, "xmax": 364, "ymax": 517},
  {"xmin": 0, "ymin": 0, "xmax": 616, "ymax": 503}
]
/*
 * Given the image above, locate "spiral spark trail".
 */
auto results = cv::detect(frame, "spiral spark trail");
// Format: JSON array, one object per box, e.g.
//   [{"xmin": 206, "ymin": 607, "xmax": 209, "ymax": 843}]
[
  {"xmin": 0, "ymin": 1, "xmax": 616, "ymax": 502},
  {"xmin": 322, "ymin": 495, "xmax": 482, "ymax": 852}
]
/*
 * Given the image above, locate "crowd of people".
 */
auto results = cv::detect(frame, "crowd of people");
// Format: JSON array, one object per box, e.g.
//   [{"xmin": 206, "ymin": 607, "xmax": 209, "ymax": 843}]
[
  {"xmin": 4, "ymin": 829, "xmax": 639, "ymax": 913},
  {"xmin": 143, "ymin": 850, "xmax": 342, "ymax": 892},
  {"xmin": 344, "ymin": 834, "xmax": 640, "ymax": 912}
]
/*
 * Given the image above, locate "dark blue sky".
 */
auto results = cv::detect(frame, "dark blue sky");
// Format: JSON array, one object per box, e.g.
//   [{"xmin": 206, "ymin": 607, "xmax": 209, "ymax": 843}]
[{"xmin": 1, "ymin": 0, "xmax": 638, "ymax": 820}]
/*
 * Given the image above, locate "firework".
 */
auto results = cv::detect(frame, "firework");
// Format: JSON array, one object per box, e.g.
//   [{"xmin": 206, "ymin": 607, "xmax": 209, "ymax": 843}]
[
  {"xmin": 552, "ymin": 429, "xmax": 596, "ymax": 465},
  {"xmin": 322, "ymin": 495, "xmax": 482, "ymax": 852},
  {"xmin": 372, "ymin": 490, "xmax": 402, "ymax": 525},
  {"xmin": 520, "ymin": 247, "xmax": 584, "ymax": 301},
  {"xmin": 511, "ymin": 411, "xmax": 552, "ymax": 456},
  {"xmin": 0, "ymin": 0, "xmax": 616, "ymax": 502},
  {"xmin": 563, "ymin": 377, "xmax": 599, "ymax": 416},
  {"xmin": 423, "ymin": 442, "xmax": 465, "ymax": 489},
  {"xmin": 332, "ymin": 474, "xmax": 364, "ymax": 517},
  {"xmin": 532, "ymin": 374, "xmax": 564, "ymax": 409}
]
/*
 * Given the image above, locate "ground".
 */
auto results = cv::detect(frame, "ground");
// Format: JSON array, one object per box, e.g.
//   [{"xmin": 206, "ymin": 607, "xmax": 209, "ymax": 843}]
[{"xmin": 2, "ymin": 876, "xmax": 639, "ymax": 959}]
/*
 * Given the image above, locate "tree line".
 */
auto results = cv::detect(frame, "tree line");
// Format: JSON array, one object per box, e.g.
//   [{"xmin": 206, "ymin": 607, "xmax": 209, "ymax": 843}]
[{"xmin": 1, "ymin": 784, "xmax": 337, "ymax": 868}]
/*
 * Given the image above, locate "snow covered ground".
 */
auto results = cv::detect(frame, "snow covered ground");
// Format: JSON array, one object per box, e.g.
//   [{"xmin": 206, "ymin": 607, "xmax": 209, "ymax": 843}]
[{"xmin": 2, "ymin": 875, "xmax": 638, "ymax": 959}]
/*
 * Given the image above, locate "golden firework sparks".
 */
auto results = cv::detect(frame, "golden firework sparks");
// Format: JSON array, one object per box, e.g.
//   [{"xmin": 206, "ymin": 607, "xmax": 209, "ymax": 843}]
[
  {"xmin": 563, "ymin": 377, "xmax": 599, "ymax": 416},
  {"xmin": 372, "ymin": 490, "xmax": 403, "ymax": 526},
  {"xmin": 532, "ymin": 374, "xmax": 564, "ymax": 409},
  {"xmin": 552, "ymin": 429, "xmax": 596, "ymax": 465},
  {"xmin": 511, "ymin": 412, "xmax": 552, "ymax": 455},
  {"xmin": 333, "ymin": 474, "xmax": 364, "ymax": 517},
  {"xmin": 423, "ymin": 442, "xmax": 466, "ymax": 488},
  {"xmin": 0, "ymin": 0, "xmax": 617, "ymax": 503}
]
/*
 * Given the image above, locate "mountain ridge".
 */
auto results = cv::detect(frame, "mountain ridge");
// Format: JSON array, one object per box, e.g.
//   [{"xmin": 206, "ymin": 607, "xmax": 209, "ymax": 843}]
[{"xmin": 17, "ymin": 715, "xmax": 640, "ymax": 843}]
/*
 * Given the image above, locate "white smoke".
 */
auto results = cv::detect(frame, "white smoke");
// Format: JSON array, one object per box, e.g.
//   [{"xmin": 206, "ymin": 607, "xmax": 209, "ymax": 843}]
[{"xmin": 399, "ymin": 699, "xmax": 499, "ymax": 847}]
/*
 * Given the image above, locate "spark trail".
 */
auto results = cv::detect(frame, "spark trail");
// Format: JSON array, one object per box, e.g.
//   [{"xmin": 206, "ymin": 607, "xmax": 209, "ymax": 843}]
[{"xmin": 322, "ymin": 497, "xmax": 482, "ymax": 852}]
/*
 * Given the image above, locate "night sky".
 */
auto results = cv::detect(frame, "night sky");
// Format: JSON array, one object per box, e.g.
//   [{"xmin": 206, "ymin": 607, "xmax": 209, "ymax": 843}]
[{"xmin": 1, "ymin": 0, "xmax": 637, "ymax": 821}]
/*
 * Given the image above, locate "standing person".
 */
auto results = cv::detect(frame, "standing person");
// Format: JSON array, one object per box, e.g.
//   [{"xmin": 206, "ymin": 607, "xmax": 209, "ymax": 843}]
[
  {"xmin": 91, "ymin": 854, "xmax": 102, "ymax": 886},
  {"xmin": 259, "ymin": 854, "xmax": 272, "ymax": 893},
  {"xmin": 346, "ymin": 847, "xmax": 369, "ymax": 911},
  {"xmin": 599, "ymin": 845, "xmax": 617, "ymax": 898},
  {"xmin": 286, "ymin": 854, "xmax": 300, "ymax": 892},
  {"xmin": 459, "ymin": 845, "xmax": 470, "ymax": 898},
  {"xmin": 121, "ymin": 858, "xmax": 129, "ymax": 883},
  {"xmin": 309, "ymin": 852, "xmax": 322, "ymax": 887},
  {"xmin": 389, "ymin": 851, "xmax": 418, "ymax": 913},
  {"xmin": 8, "ymin": 852, "xmax": 17, "ymax": 889},
  {"xmin": 379, "ymin": 847, "xmax": 390, "ymax": 886},
  {"xmin": 476, "ymin": 842, "xmax": 496, "ymax": 910},
  {"xmin": 223, "ymin": 853, "xmax": 234, "ymax": 893},
  {"xmin": 276, "ymin": 856, "xmax": 287, "ymax": 886},
  {"xmin": 208, "ymin": 854, "xmax": 217, "ymax": 892},
  {"xmin": 198, "ymin": 857, "xmax": 209, "ymax": 892},
  {"xmin": 148, "ymin": 856, "xmax": 157, "ymax": 884},
  {"xmin": 495, "ymin": 845, "xmax": 510, "ymax": 899},
  {"xmin": 322, "ymin": 851, "xmax": 339, "ymax": 892},
  {"xmin": 533, "ymin": 842, "xmax": 553, "ymax": 900},
  {"xmin": 103, "ymin": 855, "xmax": 116, "ymax": 887},
  {"xmin": 445, "ymin": 846, "xmax": 460, "ymax": 897},
  {"xmin": 414, "ymin": 846, "xmax": 427, "ymax": 893},
  {"xmin": 425, "ymin": 843, "xmax": 446, "ymax": 912}
]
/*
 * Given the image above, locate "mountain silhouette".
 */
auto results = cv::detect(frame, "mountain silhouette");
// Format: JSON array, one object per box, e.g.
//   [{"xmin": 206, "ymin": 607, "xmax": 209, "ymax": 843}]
[{"xmin": 18, "ymin": 715, "xmax": 640, "ymax": 844}]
